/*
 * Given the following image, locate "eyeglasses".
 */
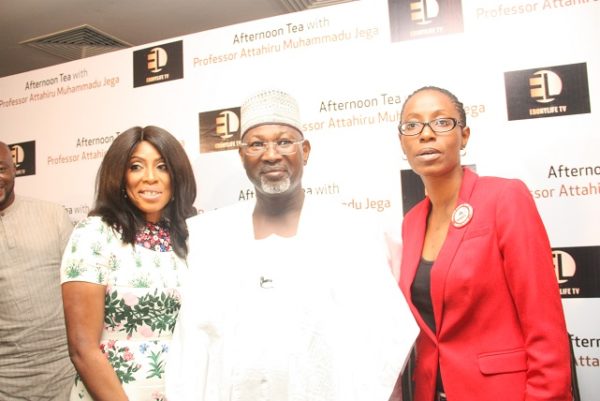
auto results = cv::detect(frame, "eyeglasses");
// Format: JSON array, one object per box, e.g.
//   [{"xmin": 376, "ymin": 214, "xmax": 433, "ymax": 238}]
[
  {"xmin": 398, "ymin": 117, "xmax": 462, "ymax": 136},
  {"xmin": 240, "ymin": 138, "xmax": 304, "ymax": 156}
]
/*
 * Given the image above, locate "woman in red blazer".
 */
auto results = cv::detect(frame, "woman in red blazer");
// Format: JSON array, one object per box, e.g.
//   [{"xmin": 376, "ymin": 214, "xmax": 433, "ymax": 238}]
[{"xmin": 397, "ymin": 86, "xmax": 571, "ymax": 401}]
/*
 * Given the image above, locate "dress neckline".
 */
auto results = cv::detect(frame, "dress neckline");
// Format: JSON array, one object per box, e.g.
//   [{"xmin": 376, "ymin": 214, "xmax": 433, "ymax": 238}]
[{"xmin": 135, "ymin": 221, "xmax": 172, "ymax": 252}]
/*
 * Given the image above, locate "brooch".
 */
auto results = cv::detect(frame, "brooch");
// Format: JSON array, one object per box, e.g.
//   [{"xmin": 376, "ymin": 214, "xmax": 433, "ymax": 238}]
[{"xmin": 451, "ymin": 203, "xmax": 473, "ymax": 228}]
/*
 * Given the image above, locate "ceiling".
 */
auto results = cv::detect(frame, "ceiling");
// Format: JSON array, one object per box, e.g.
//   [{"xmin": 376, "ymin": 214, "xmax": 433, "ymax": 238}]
[{"xmin": 0, "ymin": 0, "xmax": 345, "ymax": 79}]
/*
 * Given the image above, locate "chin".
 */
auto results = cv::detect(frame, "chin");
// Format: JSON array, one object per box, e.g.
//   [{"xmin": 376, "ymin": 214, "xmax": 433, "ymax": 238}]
[{"xmin": 260, "ymin": 177, "xmax": 291, "ymax": 194}]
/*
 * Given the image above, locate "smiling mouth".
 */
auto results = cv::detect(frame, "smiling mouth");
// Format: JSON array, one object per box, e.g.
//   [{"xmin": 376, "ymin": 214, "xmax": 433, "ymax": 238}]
[{"xmin": 139, "ymin": 190, "xmax": 162, "ymax": 199}]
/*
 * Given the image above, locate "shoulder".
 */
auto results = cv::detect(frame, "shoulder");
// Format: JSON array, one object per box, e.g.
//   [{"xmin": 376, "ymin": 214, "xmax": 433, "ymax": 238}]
[
  {"xmin": 471, "ymin": 176, "xmax": 540, "ymax": 224},
  {"xmin": 186, "ymin": 201, "xmax": 253, "ymax": 241},
  {"xmin": 476, "ymin": 174, "xmax": 526, "ymax": 188},
  {"xmin": 303, "ymin": 197, "xmax": 383, "ymax": 238},
  {"xmin": 74, "ymin": 215, "xmax": 106, "ymax": 229},
  {"xmin": 17, "ymin": 195, "xmax": 68, "ymax": 214},
  {"xmin": 304, "ymin": 197, "xmax": 358, "ymax": 222},
  {"xmin": 304, "ymin": 196, "xmax": 353, "ymax": 214},
  {"xmin": 71, "ymin": 215, "xmax": 119, "ymax": 240},
  {"xmin": 188, "ymin": 201, "xmax": 251, "ymax": 225},
  {"xmin": 15, "ymin": 196, "xmax": 71, "ymax": 226},
  {"xmin": 474, "ymin": 175, "xmax": 531, "ymax": 199}
]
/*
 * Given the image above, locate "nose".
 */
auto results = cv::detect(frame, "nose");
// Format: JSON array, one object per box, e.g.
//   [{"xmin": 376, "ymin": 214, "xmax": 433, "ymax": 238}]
[
  {"xmin": 419, "ymin": 123, "xmax": 436, "ymax": 141},
  {"xmin": 261, "ymin": 142, "xmax": 282, "ymax": 161},
  {"xmin": 143, "ymin": 167, "xmax": 158, "ymax": 182}
]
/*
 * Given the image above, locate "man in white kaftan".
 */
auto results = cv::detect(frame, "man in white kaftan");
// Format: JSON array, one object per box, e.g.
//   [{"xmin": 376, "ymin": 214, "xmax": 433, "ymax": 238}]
[{"xmin": 166, "ymin": 90, "xmax": 417, "ymax": 401}]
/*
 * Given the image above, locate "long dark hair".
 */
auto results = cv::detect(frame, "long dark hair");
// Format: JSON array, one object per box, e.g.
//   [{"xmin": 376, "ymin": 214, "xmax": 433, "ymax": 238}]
[{"xmin": 90, "ymin": 126, "xmax": 197, "ymax": 258}]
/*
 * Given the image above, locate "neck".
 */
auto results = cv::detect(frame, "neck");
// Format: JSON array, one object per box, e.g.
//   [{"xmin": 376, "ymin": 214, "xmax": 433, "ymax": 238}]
[
  {"xmin": 422, "ymin": 167, "xmax": 464, "ymax": 215},
  {"xmin": 253, "ymin": 188, "xmax": 305, "ymax": 239}
]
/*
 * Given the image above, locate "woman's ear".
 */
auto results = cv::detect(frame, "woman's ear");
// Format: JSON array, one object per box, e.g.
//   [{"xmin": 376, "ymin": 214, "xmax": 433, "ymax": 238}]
[{"xmin": 460, "ymin": 125, "xmax": 471, "ymax": 149}]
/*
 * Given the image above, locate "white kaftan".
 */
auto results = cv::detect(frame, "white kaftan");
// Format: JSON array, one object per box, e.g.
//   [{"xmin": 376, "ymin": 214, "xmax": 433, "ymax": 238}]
[{"xmin": 166, "ymin": 199, "xmax": 417, "ymax": 401}]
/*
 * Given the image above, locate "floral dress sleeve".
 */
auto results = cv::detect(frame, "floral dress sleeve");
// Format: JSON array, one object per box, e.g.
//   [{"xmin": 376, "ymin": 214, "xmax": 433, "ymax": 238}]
[{"xmin": 60, "ymin": 216, "xmax": 121, "ymax": 285}]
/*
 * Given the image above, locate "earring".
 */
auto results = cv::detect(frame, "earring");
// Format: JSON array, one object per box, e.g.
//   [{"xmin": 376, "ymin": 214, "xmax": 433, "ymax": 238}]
[
  {"xmin": 402, "ymin": 153, "xmax": 407, "ymax": 161},
  {"xmin": 122, "ymin": 189, "xmax": 128, "ymax": 199},
  {"xmin": 460, "ymin": 148, "xmax": 467, "ymax": 157}
]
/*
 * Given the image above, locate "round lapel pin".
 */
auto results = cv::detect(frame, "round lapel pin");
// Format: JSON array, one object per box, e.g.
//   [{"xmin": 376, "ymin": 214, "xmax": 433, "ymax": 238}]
[{"xmin": 451, "ymin": 203, "xmax": 473, "ymax": 228}]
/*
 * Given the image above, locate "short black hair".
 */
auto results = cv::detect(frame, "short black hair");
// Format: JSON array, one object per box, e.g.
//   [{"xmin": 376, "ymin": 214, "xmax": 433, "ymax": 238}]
[{"xmin": 401, "ymin": 86, "xmax": 467, "ymax": 126}]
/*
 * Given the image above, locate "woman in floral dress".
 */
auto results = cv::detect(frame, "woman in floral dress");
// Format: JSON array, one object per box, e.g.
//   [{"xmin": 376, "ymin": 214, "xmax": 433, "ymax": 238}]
[{"xmin": 61, "ymin": 126, "xmax": 197, "ymax": 401}]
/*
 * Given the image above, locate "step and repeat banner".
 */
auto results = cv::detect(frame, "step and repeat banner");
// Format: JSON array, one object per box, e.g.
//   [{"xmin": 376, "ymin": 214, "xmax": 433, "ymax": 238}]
[{"xmin": 1, "ymin": 0, "xmax": 598, "ymax": 398}]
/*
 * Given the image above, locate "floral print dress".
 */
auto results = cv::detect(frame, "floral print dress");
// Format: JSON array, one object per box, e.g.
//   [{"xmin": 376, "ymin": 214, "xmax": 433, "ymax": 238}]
[{"xmin": 60, "ymin": 216, "xmax": 187, "ymax": 401}]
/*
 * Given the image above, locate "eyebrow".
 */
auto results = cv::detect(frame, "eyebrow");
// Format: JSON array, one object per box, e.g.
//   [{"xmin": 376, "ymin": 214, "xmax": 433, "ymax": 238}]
[{"xmin": 129, "ymin": 155, "xmax": 165, "ymax": 162}]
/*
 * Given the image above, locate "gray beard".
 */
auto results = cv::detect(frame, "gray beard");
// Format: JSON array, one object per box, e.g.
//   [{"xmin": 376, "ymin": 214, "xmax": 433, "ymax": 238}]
[{"xmin": 260, "ymin": 176, "xmax": 291, "ymax": 194}]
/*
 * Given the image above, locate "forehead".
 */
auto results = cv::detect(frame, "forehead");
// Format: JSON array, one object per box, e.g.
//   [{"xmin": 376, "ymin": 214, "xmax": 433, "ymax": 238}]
[
  {"xmin": 403, "ymin": 90, "xmax": 455, "ymax": 116},
  {"xmin": 244, "ymin": 124, "xmax": 302, "ymax": 140},
  {"xmin": 130, "ymin": 140, "xmax": 162, "ymax": 158}
]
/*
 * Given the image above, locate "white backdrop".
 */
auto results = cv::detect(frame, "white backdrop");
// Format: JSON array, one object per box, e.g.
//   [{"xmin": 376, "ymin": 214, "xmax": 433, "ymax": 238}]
[{"xmin": 1, "ymin": 0, "xmax": 599, "ymax": 399}]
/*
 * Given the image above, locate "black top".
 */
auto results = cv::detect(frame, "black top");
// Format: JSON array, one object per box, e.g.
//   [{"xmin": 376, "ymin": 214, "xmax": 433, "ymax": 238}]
[
  {"xmin": 411, "ymin": 257, "xmax": 444, "ymax": 392},
  {"xmin": 411, "ymin": 258, "xmax": 436, "ymax": 333}
]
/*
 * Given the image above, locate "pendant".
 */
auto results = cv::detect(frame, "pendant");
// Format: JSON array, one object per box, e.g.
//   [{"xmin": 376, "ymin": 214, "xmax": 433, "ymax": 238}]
[{"xmin": 451, "ymin": 203, "xmax": 473, "ymax": 228}]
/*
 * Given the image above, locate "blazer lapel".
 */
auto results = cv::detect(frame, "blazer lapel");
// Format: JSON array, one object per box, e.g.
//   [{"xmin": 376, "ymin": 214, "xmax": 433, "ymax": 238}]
[
  {"xmin": 430, "ymin": 168, "xmax": 479, "ymax": 334},
  {"xmin": 401, "ymin": 198, "xmax": 437, "ymax": 341}
]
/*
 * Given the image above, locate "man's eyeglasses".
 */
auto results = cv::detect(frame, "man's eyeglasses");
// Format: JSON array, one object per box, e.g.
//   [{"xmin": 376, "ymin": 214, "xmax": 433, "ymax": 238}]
[
  {"xmin": 398, "ymin": 117, "xmax": 463, "ymax": 137},
  {"xmin": 240, "ymin": 139, "xmax": 304, "ymax": 156}
]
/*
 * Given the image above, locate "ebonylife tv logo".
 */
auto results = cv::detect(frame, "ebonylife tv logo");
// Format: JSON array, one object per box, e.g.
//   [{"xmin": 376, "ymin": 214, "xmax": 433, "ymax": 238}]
[
  {"xmin": 388, "ymin": 0, "xmax": 464, "ymax": 42},
  {"xmin": 198, "ymin": 107, "xmax": 241, "ymax": 154},
  {"xmin": 553, "ymin": 246, "xmax": 600, "ymax": 298},
  {"xmin": 504, "ymin": 62, "xmax": 591, "ymax": 121},
  {"xmin": 9, "ymin": 140, "xmax": 36, "ymax": 177},
  {"xmin": 133, "ymin": 40, "xmax": 183, "ymax": 88}
]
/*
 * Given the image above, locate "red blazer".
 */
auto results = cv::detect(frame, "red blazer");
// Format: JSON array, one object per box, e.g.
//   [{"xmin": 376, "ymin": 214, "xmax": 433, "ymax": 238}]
[{"xmin": 399, "ymin": 168, "xmax": 571, "ymax": 401}]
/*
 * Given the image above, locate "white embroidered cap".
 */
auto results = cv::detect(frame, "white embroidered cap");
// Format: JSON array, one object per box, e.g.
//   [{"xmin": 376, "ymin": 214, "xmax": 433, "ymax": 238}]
[{"xmin": 240, "ymin": 89, "xmax": 303, "ymax": 138}]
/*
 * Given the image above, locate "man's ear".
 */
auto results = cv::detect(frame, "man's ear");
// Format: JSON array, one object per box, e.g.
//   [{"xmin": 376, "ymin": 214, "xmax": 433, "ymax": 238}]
[{"xmin": 302, "ymin": 139, "xmax": 311, "ymax": 165}]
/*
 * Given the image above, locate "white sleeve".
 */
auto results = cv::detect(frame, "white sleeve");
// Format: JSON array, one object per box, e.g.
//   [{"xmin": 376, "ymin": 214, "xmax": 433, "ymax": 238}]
[
  {"xmin": 166, "ymin": 217, "xmax": 213, "ymax": 401},
  {"xmin": 335, "ymin": 222, "xmax": 418, "ymax": 401},
  {"xmin": 165, "ymin": 287, "xmax": 211, "ymax": 401}
]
